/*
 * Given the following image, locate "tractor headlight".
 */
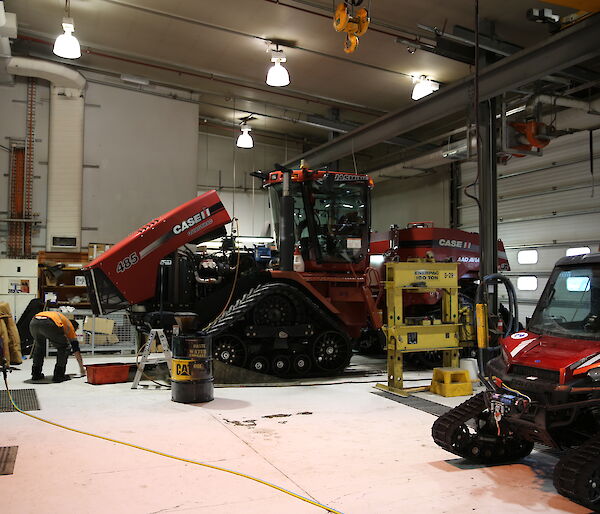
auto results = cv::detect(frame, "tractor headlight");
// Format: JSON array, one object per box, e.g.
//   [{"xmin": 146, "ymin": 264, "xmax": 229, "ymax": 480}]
[{"xmin": 588, "ymin": 368, "xmax": 600, "ymax": 382}]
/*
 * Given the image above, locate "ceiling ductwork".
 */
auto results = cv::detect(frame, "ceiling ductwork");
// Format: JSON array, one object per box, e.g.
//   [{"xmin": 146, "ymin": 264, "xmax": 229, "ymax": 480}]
[
  {"xmin": 528, "ymin": 94, "xmax": 600, "ymax": 114},
  {"xmin": 0, "ymin": 1, "xmax": 16, "ymax": 85}
]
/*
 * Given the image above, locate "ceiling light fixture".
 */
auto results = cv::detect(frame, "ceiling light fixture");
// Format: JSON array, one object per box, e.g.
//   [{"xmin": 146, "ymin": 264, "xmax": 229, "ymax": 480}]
[
  {"xmin": 53, "ymin": 0, "xmax": 81, "ymax": 59},
  {"xmin": 236, "ymin": 122, "xmax": 253, "ymax": 149},
  {"xmin": 266, "ymin": 46, "xmax": 290, "ymax": 87},
  {"xmin": 411, "ymin": 75, "xmax": 439, "ymax": 100}
]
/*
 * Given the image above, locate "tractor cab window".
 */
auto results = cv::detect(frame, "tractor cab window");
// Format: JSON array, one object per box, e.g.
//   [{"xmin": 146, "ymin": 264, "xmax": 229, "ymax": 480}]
[
  {"xmin": 308, "ymin": 179, "xmax": 367, "ymax": 263},
  {"xmin": 269, "ymin": 176, "xmax": 369, "ymax": 264},
  {"xmin": 529, "ymin": 266, "xmax": 600, "ymax": 340}
]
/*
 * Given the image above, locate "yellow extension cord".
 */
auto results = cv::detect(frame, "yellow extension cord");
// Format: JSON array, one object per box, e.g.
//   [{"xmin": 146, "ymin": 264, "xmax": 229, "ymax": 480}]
[{"xmin": 3, "ymin": 375, "xmax": 343, "ymax": 514}]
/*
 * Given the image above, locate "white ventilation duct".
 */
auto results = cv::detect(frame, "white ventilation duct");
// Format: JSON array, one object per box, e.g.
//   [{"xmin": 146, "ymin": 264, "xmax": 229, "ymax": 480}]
[
  {"xmin": 6, "ymin": 57, "xmax": 86, "ymax": 251},
  {"xmin": 0, "ymin": 1, "xmax": 16, "ymax": 85}
]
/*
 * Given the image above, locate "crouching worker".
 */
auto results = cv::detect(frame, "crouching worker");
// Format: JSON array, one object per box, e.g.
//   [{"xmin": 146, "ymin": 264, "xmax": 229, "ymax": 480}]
[{"xmin": 29, "ymin": 312, "xmax": 82, "ymax": 382}]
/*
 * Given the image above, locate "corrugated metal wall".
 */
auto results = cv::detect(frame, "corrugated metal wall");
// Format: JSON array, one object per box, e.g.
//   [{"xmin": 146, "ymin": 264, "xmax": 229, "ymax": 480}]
[{"xmin": 459, "ymin": 130, "xmax": 600, "ymax": 322}]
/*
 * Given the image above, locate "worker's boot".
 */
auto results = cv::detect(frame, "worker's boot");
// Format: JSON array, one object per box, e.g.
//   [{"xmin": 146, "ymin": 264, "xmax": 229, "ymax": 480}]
[
  {"xmin": 31, "ymin": 370, "xmax": 45, "ymax": 381},
  {"xmin": 52, "ymin": 361, "xmax": 71, "ymax": 383}
]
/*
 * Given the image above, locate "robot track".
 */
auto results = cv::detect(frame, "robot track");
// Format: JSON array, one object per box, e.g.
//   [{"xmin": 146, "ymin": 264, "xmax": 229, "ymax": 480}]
[
  {"xmin": 431, "ymin": 392, "xmax": 534, "ymax": 464},
  {"xmin": 205, "ymin": 282, "xmax": 352, "ymax": 378},
  {"xmin": 554, "ymin": 433, "xmax": 600, "ymax": 512}
]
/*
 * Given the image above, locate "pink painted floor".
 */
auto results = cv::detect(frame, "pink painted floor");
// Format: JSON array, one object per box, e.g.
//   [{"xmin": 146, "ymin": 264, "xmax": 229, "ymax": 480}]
[{"xmin": 1, "ymin": 356, "xmax": 588, "ymax": 514}]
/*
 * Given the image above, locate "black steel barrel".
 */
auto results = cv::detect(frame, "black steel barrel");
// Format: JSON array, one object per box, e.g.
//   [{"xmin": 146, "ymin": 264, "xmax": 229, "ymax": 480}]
[{"xmin": 171, "ymin": 333, "xmax": 214, "ymax": 403}]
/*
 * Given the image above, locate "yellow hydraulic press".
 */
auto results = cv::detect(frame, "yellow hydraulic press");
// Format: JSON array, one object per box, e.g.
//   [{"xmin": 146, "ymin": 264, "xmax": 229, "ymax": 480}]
[{"xmin": 378, "ymin": 262, "xmax": 461, "ymax": 396}]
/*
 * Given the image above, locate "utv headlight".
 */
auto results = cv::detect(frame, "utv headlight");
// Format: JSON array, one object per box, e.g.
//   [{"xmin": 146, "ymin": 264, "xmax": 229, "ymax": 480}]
[{"xmin": 588, "ymin": 368, "xmax": 600, "ymax": 382}]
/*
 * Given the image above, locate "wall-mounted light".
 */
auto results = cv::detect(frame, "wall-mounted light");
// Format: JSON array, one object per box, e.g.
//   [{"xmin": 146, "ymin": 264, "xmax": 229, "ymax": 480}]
[
  {"xmin": 411, "ymin": 75, "xmax": 439, "ymax": 100},
  {"xmin": 236, "ymin": 122, "xmax": 253, "ymax": 149},
  {"xmin": 53, "ymin": 1, "xmax": 80, "ymax": 59},
  {"xmin": 266, "ymin": 47, "xmax": 290, "ymax": 87}
]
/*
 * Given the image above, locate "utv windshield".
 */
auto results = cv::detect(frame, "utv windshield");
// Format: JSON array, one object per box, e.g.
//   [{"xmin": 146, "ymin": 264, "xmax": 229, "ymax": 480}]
[
  {"xmin": 529, "ymin": 265, "xmax": 600, "ymax": 341},
  {"xmin": 269, "ymin": 175, "xmax": 369, "ymax": 263}
]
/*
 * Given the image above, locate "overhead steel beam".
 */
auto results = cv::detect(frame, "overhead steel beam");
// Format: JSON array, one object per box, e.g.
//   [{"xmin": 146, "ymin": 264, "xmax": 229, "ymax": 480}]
[
  {"xmin": 306, "ymin": 115, "xmax": 436, "ymax": 148},
  {"xmin": 283, "ymin": 14, "xmax": 600, "ymax": 169}
]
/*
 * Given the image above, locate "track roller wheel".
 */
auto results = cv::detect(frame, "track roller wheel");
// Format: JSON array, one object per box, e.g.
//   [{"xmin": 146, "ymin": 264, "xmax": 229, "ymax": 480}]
[
  {"xmin": 272, "ymin": 354, "xmax": 291, "ymax": 377},
  {"xmin": 292, "ymin": 354, "xmax": 312, "ymax": 377},
  {"xmin": 312, "ymin": 331, "xmax": 352, "ymax": 373},
  {"xmin": 249, "ymin": 356, "xmax": 269, "ymax": 374},
  {"xmin": 252, "ymin": 293, "xmax": 298, "ymax": 326},
  {"xmin": 213, "ymin": 334, "xmax": 247, "ymax": 367}
]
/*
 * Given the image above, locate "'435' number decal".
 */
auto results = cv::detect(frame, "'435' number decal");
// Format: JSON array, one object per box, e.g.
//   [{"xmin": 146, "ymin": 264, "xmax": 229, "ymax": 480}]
[{"xmin": 116, "ymin": 252, "xmax": 139, "ymax": 273}]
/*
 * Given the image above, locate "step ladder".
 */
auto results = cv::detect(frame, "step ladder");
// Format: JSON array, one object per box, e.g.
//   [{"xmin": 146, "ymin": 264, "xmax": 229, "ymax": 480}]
[{"xmin": 132, "ymin": 329, "xmax": 172, "ymax": 389}]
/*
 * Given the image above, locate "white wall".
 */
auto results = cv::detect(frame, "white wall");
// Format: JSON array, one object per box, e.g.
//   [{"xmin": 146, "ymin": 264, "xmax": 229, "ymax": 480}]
[
  {"xmin": 82, "ymin": 82, "xmax": 199, "ymax": 245},
  {"xmin": 0, "ymin": 78, "xmax": 201, "ymax": 253},
  {"xmin": 371, "ymin": 169, "xmax": 450, "ymax": 232}
]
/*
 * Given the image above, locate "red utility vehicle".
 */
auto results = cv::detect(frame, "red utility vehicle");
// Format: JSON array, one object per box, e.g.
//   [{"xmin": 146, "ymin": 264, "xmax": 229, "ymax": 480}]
[{"xmin": 433, "ymin": 253, "xmax": 600, "ymax": 511}]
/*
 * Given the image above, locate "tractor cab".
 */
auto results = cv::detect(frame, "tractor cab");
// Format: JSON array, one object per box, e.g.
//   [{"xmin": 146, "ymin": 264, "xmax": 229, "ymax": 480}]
[{"xmin": 265, "ymin": 169, "xmax": 372, "ymax": 273}]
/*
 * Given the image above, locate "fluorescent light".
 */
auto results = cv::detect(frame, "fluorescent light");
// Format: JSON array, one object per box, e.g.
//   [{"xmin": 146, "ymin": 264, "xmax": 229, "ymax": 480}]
[
  {"xmin": 53, "ymin": 17, "xmax": 81, "ymax": 59},
  {"xmin": 236, "ymin": 124, "xmax": 253, "ymax": 149},
  {"xmin": 266, "ymin": 48, "xmax": 290, "ymax": 87},
  {"xmin": 411, "ymin": 75, "xmax": 438, "ymax": 100},
  {"xmin": 120, "ymin": 74, "xmax": 150, "ymax": 86}
]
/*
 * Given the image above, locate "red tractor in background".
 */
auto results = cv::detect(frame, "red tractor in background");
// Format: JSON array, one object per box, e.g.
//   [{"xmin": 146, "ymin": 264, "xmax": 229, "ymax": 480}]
[{"xmin": 357, "ymin": 222, "xmax": 510, "ymax": 356}]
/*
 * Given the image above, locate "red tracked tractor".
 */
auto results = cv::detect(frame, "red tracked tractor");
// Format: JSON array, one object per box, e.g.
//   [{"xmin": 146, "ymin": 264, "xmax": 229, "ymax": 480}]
[
  {"xmin": 432, "ymin": 253, "xmax": 600, "ymax": 511},
  {"xmin": 82, "ymin": 165, "xmax": 512, "ymax": 377},
  {"xmin": 83, "ymin": 166, "xmax": 381, "ymax": 378}
]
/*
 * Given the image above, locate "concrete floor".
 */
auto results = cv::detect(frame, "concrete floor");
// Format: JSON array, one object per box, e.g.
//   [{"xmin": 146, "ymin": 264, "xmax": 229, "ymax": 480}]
[{"xmin": 2, "ymin": 355, "xmax": 589, "ymax": 514}]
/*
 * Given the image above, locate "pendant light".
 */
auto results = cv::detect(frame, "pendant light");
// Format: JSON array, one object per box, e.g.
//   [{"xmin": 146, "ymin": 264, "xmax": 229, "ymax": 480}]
[
  {"xmin": 53, "ymin": 0, "xmax": 81, "ymax": 59},
  {"xmin": 411, "ymin": 75, "xmax": 439, "ymax": 100},
  {"xmin": 266, "ymin": 47, "xmax": 290, "ymax": 87},
  {"xmin": 236, "ymin": 123, "xmax": 253, "ymax": 149}
]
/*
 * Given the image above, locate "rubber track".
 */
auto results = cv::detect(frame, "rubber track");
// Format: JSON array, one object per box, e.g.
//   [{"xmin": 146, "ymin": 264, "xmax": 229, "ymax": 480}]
[
  {"xmin": 431, "ymin": 392, "xmax": 487, "ymax": 457},
  {"xmin": 204, "ymin": 282, "xmax": 351, "ymax": 371},
  {"xmin": 554, "ymin": 432, "xmax": 600, "ymax": 511},
  {"xmin": 431, "ymin": 392, "xmax": 534, "ymax": 464}
]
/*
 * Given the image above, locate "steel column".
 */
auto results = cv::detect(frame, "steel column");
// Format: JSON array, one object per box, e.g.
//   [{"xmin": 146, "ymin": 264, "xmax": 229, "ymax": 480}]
[
  {"xmin": 282, "ymin": 14, "xmax": 600, "ymax": 169},
  {"xmin": 478, "ymin": 98, "xmax": 498, "ymax": 313}
]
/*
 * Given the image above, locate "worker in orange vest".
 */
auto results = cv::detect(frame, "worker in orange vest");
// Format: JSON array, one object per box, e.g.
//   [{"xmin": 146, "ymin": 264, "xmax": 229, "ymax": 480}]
[{"xmin": 29, "ymin": 311, "xmax": 82, "ymax": 382}]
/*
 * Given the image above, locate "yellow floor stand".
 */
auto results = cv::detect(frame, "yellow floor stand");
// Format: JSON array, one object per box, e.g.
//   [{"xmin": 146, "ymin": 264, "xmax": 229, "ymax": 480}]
[{"xmin": 430, "ymin": 368, "xmax": 473, "ymax": 397}]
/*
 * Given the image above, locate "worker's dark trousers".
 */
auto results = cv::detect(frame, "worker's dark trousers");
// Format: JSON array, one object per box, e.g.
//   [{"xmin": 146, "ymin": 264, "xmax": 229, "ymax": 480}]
[{"xmin": 29, "ymin": 318, "xmax": 70, "ymax": 378}]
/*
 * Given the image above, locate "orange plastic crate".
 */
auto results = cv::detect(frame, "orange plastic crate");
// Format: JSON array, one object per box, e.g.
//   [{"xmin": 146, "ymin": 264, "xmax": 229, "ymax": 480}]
[{"xmin": 86, "ymin": 363, "xmax": 130, "ymax": 385}]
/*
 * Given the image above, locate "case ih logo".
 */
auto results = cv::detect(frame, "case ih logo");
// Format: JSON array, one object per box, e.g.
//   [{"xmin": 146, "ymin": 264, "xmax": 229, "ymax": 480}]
[
  {"xmin": 173, "ymin": 207, "xmax": 211, "ymax": 235},
  {"xmin": 438, "ymin": 239, "xmax": 473, "ymax": 249}
]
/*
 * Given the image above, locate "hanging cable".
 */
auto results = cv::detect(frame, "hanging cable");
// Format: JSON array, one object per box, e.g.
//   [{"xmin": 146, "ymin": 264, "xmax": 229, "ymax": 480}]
[{"xmin": 463, "ymin": 0, "xmax": 483, "ymax": 234}]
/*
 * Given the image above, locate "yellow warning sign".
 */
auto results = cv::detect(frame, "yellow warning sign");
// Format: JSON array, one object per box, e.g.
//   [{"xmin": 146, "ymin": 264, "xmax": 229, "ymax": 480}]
[{"xmin": 172, "ymin": 358, "xmax": 193, "ymax": 381}]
